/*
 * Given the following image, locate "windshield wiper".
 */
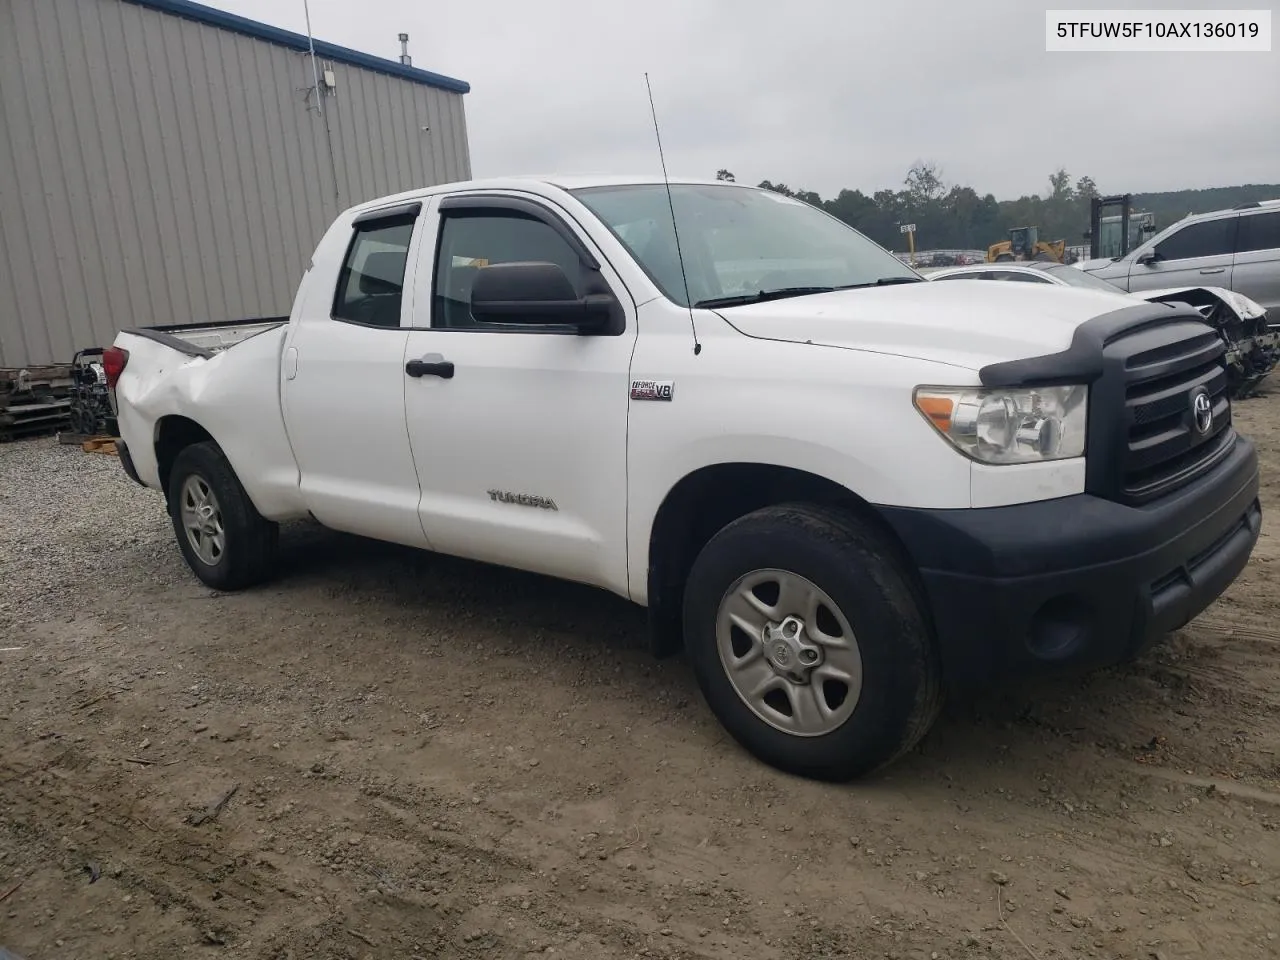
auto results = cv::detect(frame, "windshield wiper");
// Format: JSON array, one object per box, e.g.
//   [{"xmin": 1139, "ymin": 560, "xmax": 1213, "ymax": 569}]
[
  {"xmin": 834, "ymin": 276, "xmax": 925, "ymax": 290},
  {"xmin": 694, "ymin": 276, "xmax": 925, "ymax": 310},
  {"xmin": 694, "ymin": 286, "xmax": 836, "ymax": 309}
]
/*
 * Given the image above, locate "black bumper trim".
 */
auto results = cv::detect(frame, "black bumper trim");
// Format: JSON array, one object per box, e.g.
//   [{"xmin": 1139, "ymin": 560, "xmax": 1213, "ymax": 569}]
[
  {"xmin": 879, "ymin": 436, "xmax": 1261, "ymax": 687},
  {"xmin": 117, "ymin": 441, "xmax": 146, "ymax": 487}
]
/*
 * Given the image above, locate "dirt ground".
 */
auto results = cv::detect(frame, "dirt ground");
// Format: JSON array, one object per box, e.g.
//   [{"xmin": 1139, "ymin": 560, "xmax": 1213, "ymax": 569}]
[{"xmin": 2, "ymin": 399, "xmax": 1279, "ymax": 960}]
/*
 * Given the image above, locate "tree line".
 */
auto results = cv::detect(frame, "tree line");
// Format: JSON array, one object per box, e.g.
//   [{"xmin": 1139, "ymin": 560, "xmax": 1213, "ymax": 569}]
[{"xmin": 714, "ymin": 164, "xmax": 1280, "ymax": 254}]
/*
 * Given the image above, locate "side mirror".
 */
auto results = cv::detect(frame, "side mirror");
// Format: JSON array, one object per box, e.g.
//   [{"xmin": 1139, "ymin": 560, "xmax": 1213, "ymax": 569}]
[
  {"xmin": 470, "ymin": 261, "xmax": 614, "ymax": 330},
  {"xmin": 1136, "ymin": 249, "xmax": 1158, "ymax": 266}
]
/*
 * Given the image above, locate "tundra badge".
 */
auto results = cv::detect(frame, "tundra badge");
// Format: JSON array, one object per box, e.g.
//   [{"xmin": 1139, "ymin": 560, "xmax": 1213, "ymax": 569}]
[
  {"xmin": 630, "ymin": 379, "xmax": 674, "ymax": 401},
  {"xmin": 487, "ymin": 489, "xmax": 558, "ymax": 511}
]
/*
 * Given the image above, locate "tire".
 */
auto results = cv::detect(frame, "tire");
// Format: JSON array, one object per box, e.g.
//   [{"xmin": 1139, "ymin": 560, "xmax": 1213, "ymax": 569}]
[
  {"xmin": 682, "ymin": 503, "xmax": 942, "ymax": 781},
  {"xmin": 167, "ymin": 440, "xmax": 278, "ymax": 590}
]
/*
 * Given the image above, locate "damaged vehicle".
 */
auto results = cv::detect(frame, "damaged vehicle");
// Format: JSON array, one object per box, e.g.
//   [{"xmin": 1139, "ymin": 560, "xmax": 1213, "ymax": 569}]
[
  {"xmin": 102, "ymin": 176, "xmax": 1261, "ymax": 781},
  {"xmin": 927, "ymin": 260, "xmax": 1278, "ymax": 397}
]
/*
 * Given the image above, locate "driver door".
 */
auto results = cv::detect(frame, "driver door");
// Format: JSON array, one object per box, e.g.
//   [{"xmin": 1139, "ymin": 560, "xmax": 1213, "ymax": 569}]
[
  {"xmin": 1127, "ymin": 216, "xmax": 1237, "ymax": 294},
  {"xmin": 400, "ymin": 194, "xmax": 638, "ymax": 594}
]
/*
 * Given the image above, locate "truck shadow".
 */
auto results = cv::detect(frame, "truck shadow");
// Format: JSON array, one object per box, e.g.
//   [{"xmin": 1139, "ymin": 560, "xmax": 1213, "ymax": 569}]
[
  {"xmin": 269, "ymin": 521, "xmax": 1238, "ymax": 787},
  {"xmin": 275, "ymin": 519, "xmax": 654, "ymax": 654}
]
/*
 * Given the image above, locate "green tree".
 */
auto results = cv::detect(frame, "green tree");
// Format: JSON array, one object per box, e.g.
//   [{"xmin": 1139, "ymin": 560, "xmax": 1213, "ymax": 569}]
[
  {"xmin": 749, "ymin": 166, "xmax": 1278, "ymax": 256},
  {"xmin": 757, "ymin": 180, "xmax": 796, "ymax": 197},
  {"xmin": 716, "ymin": 169, "xmax": 736, "ymax": 182},
  {"xmin": 904, "ymin": 161, "xmax": 945, "ymax": 206},
  {"xmin": 1048, "ymin": 168, "xmax": 1072, "ymax": 201}
]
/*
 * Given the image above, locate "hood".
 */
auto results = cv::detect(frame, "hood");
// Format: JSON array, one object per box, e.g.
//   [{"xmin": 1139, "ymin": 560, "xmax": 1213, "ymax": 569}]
[
  {"xmin": 713, "ymin": 280, "xmax": 1140, "ymax": 372},
  {"xmin": 1074, "ymin": 257, "xmax": 1118, "ymax": 272}
]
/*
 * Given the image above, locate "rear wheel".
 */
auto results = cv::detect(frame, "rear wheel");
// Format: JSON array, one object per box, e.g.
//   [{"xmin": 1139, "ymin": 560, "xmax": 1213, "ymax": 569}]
[
  {"xmin": 167, "ymin": 441, "xmax": 278, "ymax": 590},
  {"xmin": 682, "ymin": 504, "xmax": 942, "ymax": 781}
]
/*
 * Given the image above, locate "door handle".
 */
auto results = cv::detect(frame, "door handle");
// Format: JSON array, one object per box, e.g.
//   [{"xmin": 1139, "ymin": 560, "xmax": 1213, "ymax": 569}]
[
  {"xmin": 405, "ymin": 354, "xmax": 455, "ymax": 379},
  {"xmin": 1199, "ymin": 267, "xmax": 1225, "ymax": 274}
]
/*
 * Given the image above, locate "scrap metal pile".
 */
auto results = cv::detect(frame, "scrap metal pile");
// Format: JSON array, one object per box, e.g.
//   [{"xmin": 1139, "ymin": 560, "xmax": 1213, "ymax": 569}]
[
  {"xmin": 0, "ymin": 350, "xmax": 121, "ymax": 442},
  {"xmin": 68, "ymin": 348, "xmax": 119, "ymax": 437},
  {"xmin": 0, "ymin": 364, "xmax": 73, "ymax": 441}
]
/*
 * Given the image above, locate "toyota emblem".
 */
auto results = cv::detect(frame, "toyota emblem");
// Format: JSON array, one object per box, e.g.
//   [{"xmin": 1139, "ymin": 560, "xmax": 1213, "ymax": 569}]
[{"xmin": 1191, "ymin": 390, "xmax": 1213, "ymax": 435}]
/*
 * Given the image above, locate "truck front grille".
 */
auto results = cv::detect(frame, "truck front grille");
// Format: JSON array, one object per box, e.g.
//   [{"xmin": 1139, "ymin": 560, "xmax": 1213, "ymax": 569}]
[
  {"xmin": 1085, "ymin": 319, "xmax": 1235, "ymax": 506},
  {"xmin": 1118, "ymin": 329, "xmax": 1232, "ymax": 503}
]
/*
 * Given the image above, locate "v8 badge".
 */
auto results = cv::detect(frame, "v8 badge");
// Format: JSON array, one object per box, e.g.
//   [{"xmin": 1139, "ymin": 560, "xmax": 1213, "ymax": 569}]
[{"xmin": 630, "ymin": 379, "xmax": 674, "ymax": 402}]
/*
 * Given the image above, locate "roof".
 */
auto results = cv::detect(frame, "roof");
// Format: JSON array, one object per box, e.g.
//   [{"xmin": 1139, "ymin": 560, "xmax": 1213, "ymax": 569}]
[
  {"xmin": 340, "ymin": 174, "xmax": 760, "ymax": 216},
  {"xmin": 545, "ymin": 174, "xmax": 739, "ymax": 190},
  {"xmin": 122, "ymin": 0, "xmax": 470, "ymax": 94}
]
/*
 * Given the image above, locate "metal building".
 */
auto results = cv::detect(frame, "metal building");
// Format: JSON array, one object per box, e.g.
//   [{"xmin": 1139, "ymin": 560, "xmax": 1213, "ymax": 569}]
[{"xmin": 0, "ymin": 0, "xmax": 471, "ymax": 368}]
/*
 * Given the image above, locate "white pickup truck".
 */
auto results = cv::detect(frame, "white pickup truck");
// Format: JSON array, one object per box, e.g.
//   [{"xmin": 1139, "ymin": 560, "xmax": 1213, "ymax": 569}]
[{"xmin": 106, "ymin": 176, "xmax": 1262, "ymax": 781}]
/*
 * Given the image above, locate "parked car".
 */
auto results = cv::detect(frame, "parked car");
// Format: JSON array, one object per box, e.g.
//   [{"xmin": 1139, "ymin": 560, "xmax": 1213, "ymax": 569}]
[
  {"xmin": 104, "ymin": 176, "xmax": 1261, "ymax": 782},
  {"xmin": 927, "ymin": 260, "xmax": 1279, "ymax": 396},
  {"xmin": 1075, "ymin": 199, "xmax": 1280, "ymax": 316}
]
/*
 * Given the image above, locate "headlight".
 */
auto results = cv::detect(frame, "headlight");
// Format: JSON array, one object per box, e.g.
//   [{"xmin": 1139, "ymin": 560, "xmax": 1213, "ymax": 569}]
[{"xmin": 914, "ymin": 385, "xmax": 1088, "ymax": 464}]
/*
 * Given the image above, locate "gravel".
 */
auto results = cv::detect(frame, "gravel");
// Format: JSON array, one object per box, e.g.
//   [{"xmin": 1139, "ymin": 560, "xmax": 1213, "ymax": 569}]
[{"xmin": 0, "ymin": 437, "xmax": 174, "ymax": 629}]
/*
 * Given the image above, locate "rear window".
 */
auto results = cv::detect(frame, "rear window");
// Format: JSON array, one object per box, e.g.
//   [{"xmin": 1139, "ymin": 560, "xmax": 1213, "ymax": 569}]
[
  {"xmin": 1237, "ymin": 211, "xmax": 1280, "ymax": 254},
  {"xmin": 332, "ymin": 219, "xmax": 415, "ymax": 328},
  {"xmin": 1042, "ymin": 264, "xmax": 1125, "ymax": 293}
]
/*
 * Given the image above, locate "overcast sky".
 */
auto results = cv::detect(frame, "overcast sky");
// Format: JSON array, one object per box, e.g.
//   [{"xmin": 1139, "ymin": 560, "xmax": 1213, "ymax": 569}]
[{"xmin": 205, "ymin": 0, "xmax": 1278, "ymax": 201}]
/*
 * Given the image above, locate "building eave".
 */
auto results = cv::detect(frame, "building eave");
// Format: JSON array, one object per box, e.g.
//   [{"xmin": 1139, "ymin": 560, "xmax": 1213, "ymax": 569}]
[{"xmin": 121, "ymin": 0, "xmax": 471, "ymax": 94}]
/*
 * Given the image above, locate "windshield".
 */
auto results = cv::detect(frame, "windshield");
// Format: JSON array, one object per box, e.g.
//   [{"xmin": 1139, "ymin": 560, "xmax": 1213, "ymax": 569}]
[
  {"xmin": 571, "ymin": 183, "xmax": 920, "ymax": 308},
  {"xmin": 1041, "ymin": 263, "xmax": 1125, "ymax": 293}
]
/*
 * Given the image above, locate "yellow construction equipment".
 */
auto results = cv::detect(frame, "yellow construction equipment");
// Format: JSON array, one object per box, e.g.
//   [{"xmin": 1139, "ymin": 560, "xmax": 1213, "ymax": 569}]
[{"xmin": 986, "ymin": 226, "xmax": 1065, "ymax": 263}]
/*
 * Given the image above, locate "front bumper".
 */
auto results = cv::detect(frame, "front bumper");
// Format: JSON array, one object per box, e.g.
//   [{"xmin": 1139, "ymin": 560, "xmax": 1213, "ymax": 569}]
[{"xmin": 879, "ymin": 436, "xmax": 1261, "ymax": 687}]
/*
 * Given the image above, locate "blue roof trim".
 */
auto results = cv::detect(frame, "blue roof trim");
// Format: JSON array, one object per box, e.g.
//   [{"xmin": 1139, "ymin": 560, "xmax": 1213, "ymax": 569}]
[{"xmin": 121, "ymin": 0, "xmax": 470, "ymax": 94}]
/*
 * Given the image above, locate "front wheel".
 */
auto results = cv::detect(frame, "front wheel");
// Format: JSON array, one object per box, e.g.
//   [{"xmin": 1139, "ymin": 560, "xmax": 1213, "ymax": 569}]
[
  {"xmin": 682, "ymin": 504, "xmax": 942, "ymax": 781},
  {"xmin": 167, "ymin": 441, "xmax": 278, "ymax": 590}
]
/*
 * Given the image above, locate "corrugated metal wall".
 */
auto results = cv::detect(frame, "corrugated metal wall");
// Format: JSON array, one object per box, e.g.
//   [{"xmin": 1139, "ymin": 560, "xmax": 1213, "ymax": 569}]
[{"xmin": 0, "ymin": 0, "xmax": 471, "ymax": 367}]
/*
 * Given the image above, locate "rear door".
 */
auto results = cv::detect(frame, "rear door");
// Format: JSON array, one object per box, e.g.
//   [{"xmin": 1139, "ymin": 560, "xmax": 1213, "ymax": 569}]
[
  {"xmin": 1233, "ymin": 209, "xmax": 1280, "ymax": 313},
  {"xmin": 1125, "ymin": 215, "xmax": 1238, "ymax": 294},
  {"xmin": 280, "ymin": 201, "xmax": 433, "ymax": 548}
]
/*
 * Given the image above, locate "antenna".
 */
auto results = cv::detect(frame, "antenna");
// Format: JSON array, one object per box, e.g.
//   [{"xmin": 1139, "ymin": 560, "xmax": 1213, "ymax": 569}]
[
  {"xmin": 302, "ymin": 0, "xmax": 324, "ymax": 119},
  {"xmin": 302, "ymin": 0, "xmax": 341, "ymax": 210},
  {"xmin": 644, "ymin": 73, "xmax": 701, "ymax": 356}
]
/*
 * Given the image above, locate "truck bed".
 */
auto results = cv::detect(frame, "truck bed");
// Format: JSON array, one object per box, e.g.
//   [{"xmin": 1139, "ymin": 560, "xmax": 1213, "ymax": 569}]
[{"xmin": 123, "ymin": 316, "xmax": 289, "ymax": 358}]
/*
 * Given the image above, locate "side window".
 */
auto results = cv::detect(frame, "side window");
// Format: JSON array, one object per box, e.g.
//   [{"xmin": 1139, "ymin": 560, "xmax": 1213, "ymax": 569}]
[
  {"xmin": 1237, "ymin": 211, "xmax": 1280, "ymax": 254},
  {"xmin": 1153, "ymin": 217, "xmax": 1236, "ymax": 262},
  {"xmin": 332, "ymin": 217, "xmax": 415, "ymax": 328},
  {"xmin": 433, "ymin": 211, "xmax": 584, "ymax": 329},
  {"xmin": 996, "ymin": 271, "xmax": 1050, "ymax": 283}
]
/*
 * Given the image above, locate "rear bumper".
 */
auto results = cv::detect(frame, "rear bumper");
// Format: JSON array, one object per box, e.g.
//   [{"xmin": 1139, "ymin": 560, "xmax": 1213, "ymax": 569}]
[
  {"xmin": 117, "ymin": 440, "xmax": 145, "ymax": 488},
  {"xmin": 879, "ymin": 435, "xmax": 1261, "ymax": 687}
]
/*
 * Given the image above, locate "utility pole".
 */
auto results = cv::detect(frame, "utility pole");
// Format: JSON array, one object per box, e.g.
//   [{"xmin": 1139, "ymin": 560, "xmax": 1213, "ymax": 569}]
[{"xmin": 900, "ymin": 222, "xmax": 917, "ymax": 258}]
